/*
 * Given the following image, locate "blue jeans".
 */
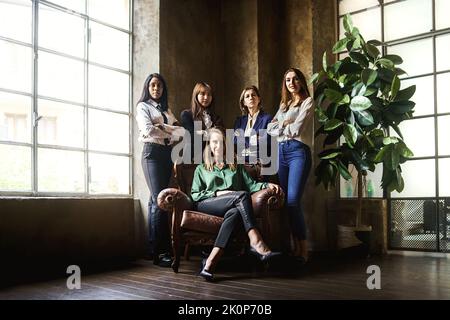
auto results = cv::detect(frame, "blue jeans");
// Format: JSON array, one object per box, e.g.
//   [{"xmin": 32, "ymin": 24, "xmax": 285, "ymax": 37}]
[{"xmin": 278, "ymin": 140, "xmax": 311, "ymax": 240}]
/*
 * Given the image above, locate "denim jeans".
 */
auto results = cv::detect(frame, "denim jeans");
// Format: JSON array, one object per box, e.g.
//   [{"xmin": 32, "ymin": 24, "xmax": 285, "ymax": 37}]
[
  {"xmin": 278, "ymin": 140, "xmax": 311, "ymax": 240},
  {"xmin": 195, "ymin": 191, "xmax": 257, "ymax": 248},
  {"xmin": 142, "ymin": 143, "xmax": 173, "ymax": 256}
]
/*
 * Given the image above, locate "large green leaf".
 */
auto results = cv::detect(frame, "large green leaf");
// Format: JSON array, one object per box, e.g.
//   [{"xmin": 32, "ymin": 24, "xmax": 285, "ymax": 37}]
[
  {"xmin": 394, "ymin": 85, "xmax": 416, "ymax": 102},
  {"xmin": 389, "ymin": 101, "xmax": 416, "ymax": 114},
  {"xmin": 315, "ymin": 106, "xmax": 328, "ymax": 124},
  {"xmin": 351, "ymin": 82, "xmax": 366, "ymax": 97},
  {"xmin": 361, "ymin": 69, "xmax": 377, "ymax": 86},
  {"xmin": 366, "ymin": 43, "xmax": 380, "ymax": 59},
  {"xmin": 336, "ymin": 160, "xmax": 352, "ymax": 180},
  {"xmin": 390, "ymin": 123, "xmax": 404, "ymax": 140},
  {"xmin": 384, "ymin": 54, "xmax": 403, "ymax": 65},
  {"xmin": 323, "ymin": 51, "xmax": 328, "ymax": 72},
  {"xmin": 350, "ymin": 96, "xmax": 372, "ymax": 111},
  {"xmin": 397, "ymin": 141, "xmax": 414, "ymax": 158},
  {"xmin": 324, "ymin": 89, "xmax": 343, "ymax": 103},
  {"xmin": 385, "ymin": 144, "xmax": 400, "ymax": 170},
  {"xmin": 324, "ymin": 119, "xmax": 343, "ymax": 131},
  {"xmin": 374, "ymin": 145, "xmax": 388, "ymax": 162},
  {"xmin": 344, "ymin": 123, "xmax": 358, "ymax": 146},
  {"xmin": 367, "ymin": 40, "xmax": 383, "ymax": 46},
  {"xmin": 339, "ymin": 61, "xmax": 363, "ymax": 74},
  {"xmin": 378, "ymin": 58, "xmax": 395, "ymax": 69},
  {"xmin": 378, "ymin": 68, "xmax": 395, "ymax": 83},
  {"xmin": 320, "ymin": 152, "xmax": 341, "ymax": 160},
  {"xmin": 332, "ymin": 38, "xmax": 350, "ymax": 53},
  {"xmin": 364, "ymin": 86, "xmax": 378, "ymax": 96},
  {"xmin": 355, "ymin": 110, "xmax": 374, "ymax": 126},
  {"xmin": 343, "ymin": 14, "xmax": 353, "ymax": 33},
  {"xmin": 309, "ymin": 72, "xmax": 321, "ymax": 85},
  {"xmin": 390, "ymin": 75, "xmax": 400, "ymax": 100},
  {"xmin": 349, "ymin": 52, "xmax": 369, "ymax": 68}
]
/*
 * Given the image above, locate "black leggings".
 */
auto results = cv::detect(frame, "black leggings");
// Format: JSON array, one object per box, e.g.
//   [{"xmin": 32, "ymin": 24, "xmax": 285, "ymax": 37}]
[
  {"xmin": 195, "ymin": 191, "xmax": 257, "ymax": 248},
  {"xmin": 142, "ymin": 143, "xmax": 173, "ymax": 256}
]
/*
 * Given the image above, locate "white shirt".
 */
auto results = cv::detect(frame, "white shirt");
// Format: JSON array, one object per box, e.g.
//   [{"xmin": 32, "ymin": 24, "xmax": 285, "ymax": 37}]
[
  {"xmin": 136, "ymin": 99, "xmax": 185, "ymax": 145},
  {"xmin": 267, "ymin": 97, "xmax": 314, "ymax": 145}
]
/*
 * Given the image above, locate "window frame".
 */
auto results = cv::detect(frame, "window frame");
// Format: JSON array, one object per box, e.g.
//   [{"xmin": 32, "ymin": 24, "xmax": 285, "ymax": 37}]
[{"xmin": 0, "ymin": 0, "xmax": 133, "ymax": 197}]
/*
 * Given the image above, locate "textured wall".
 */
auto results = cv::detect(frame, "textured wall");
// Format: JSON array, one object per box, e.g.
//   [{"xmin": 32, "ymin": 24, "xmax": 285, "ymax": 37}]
[
  {"xmin": 160, "ymin": 0, "xmax": 224, "ymax": 121},
  {"xmin": 132, "ymin": 0, "xmax": 161, "ymax": 252}
]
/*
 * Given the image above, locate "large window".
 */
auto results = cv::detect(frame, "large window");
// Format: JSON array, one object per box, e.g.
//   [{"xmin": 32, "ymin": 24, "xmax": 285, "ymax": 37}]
[
  {"xmin": 0, "ymin": 0, "xmax": 132, "ymax": 196},
  {"xmin": 338, "ymin": 0, "xmax": 450, "ymax": 252}
]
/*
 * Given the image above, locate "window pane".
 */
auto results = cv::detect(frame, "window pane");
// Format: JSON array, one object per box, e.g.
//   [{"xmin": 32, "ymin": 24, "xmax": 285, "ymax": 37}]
[
  {"xmin": 39, "ymin": 4, "xmax": 85, "ymax": 58},
  {"xmin": 88, "ymin": 109, "xmax": 129, "ymax": 153},
  {"xmin": 401, "ymin": 76, "xmax": 434, "ymax": 117},
  {"xmin": 38, "ymin": 148, "xmax": 84, "ymax": 192},
  {"xmin": 384, "ymin": 0, "xmax": 432, "ymax": 42},
  {"xmin": 38, "ymin": 51, "xmax": 84, "ymax": 103},
  {"xmin": 439, "ymin": 158, "xmax": 450, "ymax": 197},
  {"xmin": 340, "ymin": 163, "xmax": 383, "ymax": 198},
  {"xmin": 0, "ymin": 92, "xmax": 31, "ymax": 143},
  {"xmin": 339, "ymin": 8, "xmax": 381, "ymax": 41},
  {"xmin": 388, "ymin": 38, "xmax": 433, "ymax": 77},
  {"xmin": 437, "ymin": 72, "xmax": 450, "ymax": 114},
  {"xmin": 436, "ymin": 34, "xmax": 450, "ymax": 72},
  {"xmin": 38, "ymin": 99, "xmax": 84, "ymax": 148},
  {"xmin": 436, "ymin": 0, "xmax": 450, "ymax": 30},
  {"xmin": 392, "ymin": 159, "xmax": 435, "ymax": 198},
  {"xmin": 49, "ymin": 0, "xmax": 85, "ymax": 13},
  {"xmin": 0, "ymin": 144, "xmax": 31, "ymax": 191},
  {"xmin": 88, "ymin": 0, "xmax": 130, "ymax": 30},
  {"xmin": 89, "ymin": 22, "xmax": 129, "ymax": 70},
  {"xmin": 438, "ymin": 116, "xmax": 450, "ymax": 156},
  {"xmin": 89, "ymin": 153, "xmax": 129, "ymax": 194},
  {"xmin": 397, "ymin": 118, "xmax": 435, "ymax": 158},
  {"xmin": 339, "ymin": 0, "xmax": 379, "ymax": 15},
  {"xmin": 0, "ymin": 40, "xmax": 32, "ymax": 93},
  {"xmin": 0, "ymin": 0, "xmax": 32, "ymax": 43},
  {"xmin": 88, "ymin": 65, "xmax": 129, "ymax": 111}
]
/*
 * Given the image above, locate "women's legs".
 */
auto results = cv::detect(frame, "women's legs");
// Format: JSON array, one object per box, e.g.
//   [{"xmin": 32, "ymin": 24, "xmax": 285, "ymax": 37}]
[
  {"xmin": 142, "ymin": 148, "xmax": 173, "ymax": 260},
  {"xmin": 285, "ymin": 143, "xmax": 311, "ymax": 257}
]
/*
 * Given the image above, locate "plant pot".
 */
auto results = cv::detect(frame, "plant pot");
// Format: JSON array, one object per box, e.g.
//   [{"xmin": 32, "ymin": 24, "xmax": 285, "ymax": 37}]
[{"xmin": 337, "ymin": 224, "xmax": 372, "ymax": 257}]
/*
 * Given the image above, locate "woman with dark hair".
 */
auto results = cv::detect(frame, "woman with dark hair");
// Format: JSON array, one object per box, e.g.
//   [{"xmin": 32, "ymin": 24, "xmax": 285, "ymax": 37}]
[
  {"xmin": 191, "ymin": 127, "xmax": 282, "ymax": 281},
  {"xmin": 180, "ymin": 82, "xmax": 223, "ymax": 163},
  {"xmin": 136, "ymin": 73, "xmax": 184, "ymax": 267},
  {"xmin": 267, "ymin": 68, "xmax": 314, "ymax": 264},
  {"xmin": 233, "ymin": 85, "xmax": 273, "ymax": 179}
]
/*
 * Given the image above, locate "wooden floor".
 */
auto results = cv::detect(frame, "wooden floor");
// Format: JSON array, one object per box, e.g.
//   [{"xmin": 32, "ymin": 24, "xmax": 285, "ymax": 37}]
[{"xmin": 1, "ymin": 253, "xmax": 449, "ymax": 300}]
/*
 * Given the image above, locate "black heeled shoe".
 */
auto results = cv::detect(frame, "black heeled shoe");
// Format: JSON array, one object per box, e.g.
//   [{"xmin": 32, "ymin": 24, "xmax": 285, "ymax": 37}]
[
  {"xmin": 198, "ymin": 259, "xmax": 214, "ymax": 282},
  {"xmin": 153, "ymin": 253, "xmax": 173, "ymax": 268},
  {"xmin": 249, "ymin": 247, "xmax": 282, "ymax": 262}
]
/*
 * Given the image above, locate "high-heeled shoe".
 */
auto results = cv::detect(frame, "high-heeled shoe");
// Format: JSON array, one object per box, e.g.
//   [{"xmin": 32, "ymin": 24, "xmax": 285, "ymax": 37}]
[
  {"xmin": 198, "ymin": 259, "xmax": 214, "ymax": 282},
  {"xmin": 249, "ymin": 247, "xmax": 282, "ymax": 262}
]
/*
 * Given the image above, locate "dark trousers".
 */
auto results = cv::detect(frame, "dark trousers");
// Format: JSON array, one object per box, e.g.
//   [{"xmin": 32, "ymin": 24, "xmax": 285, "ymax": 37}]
[
  {"xmin": 195, "ymin": 191, "xmax": 257, "ymax": 248},
  {"xmin": 142, "ymin": 143, "xmax": 173, "ymax": 256},
  {"xmin": 278, "ymin": 140, "xmax": 311, "ymax": 240}
]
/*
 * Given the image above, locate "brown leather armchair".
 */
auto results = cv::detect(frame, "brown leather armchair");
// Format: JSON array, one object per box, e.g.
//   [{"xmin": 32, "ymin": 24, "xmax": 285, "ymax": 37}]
[{"xmin": 157, "ymin": 164, "xmax": 286, "ymax": 273}]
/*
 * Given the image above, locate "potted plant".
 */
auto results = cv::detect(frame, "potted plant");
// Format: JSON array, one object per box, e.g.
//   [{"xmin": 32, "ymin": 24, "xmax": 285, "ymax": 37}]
[{"xmin": 311, "ymin": 14, "xmax": 415, "ymax": 254}]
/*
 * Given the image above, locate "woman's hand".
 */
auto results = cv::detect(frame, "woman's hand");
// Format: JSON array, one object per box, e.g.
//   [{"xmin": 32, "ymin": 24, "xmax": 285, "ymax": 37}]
[
  {"xmin": 216, "ymin": 190, "xmax": 232, "ymax": 197},
  {"xmin": 155, "ymin": 123, "xmax": 165, "ymax": 130},
  {"xmin": 267, "ymin": 183, "xmax": 282, "ymax": 196},
  {"xmin": 282, "ymin": 118, "xmax": 294, "ymax": 128}
]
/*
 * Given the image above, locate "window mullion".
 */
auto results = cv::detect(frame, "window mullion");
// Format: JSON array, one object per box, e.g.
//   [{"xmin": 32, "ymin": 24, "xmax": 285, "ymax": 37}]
[
  {"xmin": 84, "ymin": 0, "xmax": 89, "ymax": 195},
  {"xmin": 32, "ymin": 0, "xmax": 39, "ymax": 195}
]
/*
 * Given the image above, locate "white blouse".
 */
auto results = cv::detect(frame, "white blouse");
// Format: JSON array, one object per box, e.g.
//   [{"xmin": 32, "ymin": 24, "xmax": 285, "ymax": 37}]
[
  {"xmin": 136, "ymin": 99, "xmax": 185, "ymax": 145},
  {"xmin": 267, "ymin": 97, "xmax": 314, "ymax": 145}
]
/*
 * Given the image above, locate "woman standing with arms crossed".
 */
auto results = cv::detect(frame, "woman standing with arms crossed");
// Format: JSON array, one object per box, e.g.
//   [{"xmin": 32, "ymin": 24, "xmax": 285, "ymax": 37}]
[
  {"xmin": 136, "ymin": 73, "xmax": 184, "ymax": 267},
  {"xmin": 267, "ymin": 68, "xmax": 314, "ymax": 263},
  {"xmin": 180, "ymin": 82, "xmax": 223, "ymax": 162}
]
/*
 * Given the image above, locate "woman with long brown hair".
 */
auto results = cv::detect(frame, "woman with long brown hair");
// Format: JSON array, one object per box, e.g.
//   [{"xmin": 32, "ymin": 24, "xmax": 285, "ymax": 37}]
[
  {"xmin": 267, "ymin": 68, "xmax": 314, "ymax": 264},
  {"xmin": 180, "ymin": 82, "xmax": 223, "ymax": 162},
  {"xmin": 191, "ymin": 128, "xmax": 282, "ymax": 281}
]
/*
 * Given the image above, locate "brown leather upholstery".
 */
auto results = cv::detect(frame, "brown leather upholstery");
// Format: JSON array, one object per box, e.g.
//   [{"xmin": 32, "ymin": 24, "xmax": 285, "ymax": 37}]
[{"xmin": 157, "ymin": 163, "xmax": 285, "ymax": 273}]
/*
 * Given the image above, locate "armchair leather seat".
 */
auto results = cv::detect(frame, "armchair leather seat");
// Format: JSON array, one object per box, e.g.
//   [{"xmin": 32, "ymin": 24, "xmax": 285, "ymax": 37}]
[{"xmin": 157, "ymin": 164, "xmax": 286, "ymax": 273}]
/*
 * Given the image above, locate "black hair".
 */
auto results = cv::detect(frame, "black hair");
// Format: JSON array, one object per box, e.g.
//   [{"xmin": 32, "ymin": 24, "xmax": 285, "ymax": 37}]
[{"xmin": 137, "ymin": 73, "xmax": 169, "ymax": 111}]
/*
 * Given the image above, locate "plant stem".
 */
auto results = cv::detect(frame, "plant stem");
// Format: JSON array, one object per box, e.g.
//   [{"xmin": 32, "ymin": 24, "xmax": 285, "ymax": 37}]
[{"xmin": 356, "ymin": 171, "xmax": 362, "ymax": 228}]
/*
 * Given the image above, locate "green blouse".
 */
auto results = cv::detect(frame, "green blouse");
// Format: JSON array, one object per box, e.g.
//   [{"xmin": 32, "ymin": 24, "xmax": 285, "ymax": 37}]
[{"xmin": 190, "ymin": 164, "xmax": 268, "ymax": 202}]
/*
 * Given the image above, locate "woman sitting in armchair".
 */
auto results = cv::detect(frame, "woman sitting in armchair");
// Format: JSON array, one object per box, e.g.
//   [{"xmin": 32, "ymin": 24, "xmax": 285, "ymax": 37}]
[{"xmin": 191, "ymin": 127, "xmax": 282, "ymax": 281}]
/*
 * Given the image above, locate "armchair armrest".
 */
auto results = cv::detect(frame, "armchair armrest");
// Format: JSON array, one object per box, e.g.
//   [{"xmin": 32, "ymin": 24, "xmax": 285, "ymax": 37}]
[
  {"xmin": 251, "ymin": 188, "xmax": 285, "ymax": 213},
  {"xmin": 157, "ymin": 188, "xmax": 193, "ymax": 212}
]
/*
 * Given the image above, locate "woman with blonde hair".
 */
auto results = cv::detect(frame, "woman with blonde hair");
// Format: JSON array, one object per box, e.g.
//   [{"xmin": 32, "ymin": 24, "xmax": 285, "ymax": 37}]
[
  {"xmin": 267, "ymin": 68, "xmax": 314, "ymax": 263},
  {"xmin": 191, "ymin": 127, "xmax": 282, "ymax": 281}
]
